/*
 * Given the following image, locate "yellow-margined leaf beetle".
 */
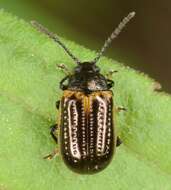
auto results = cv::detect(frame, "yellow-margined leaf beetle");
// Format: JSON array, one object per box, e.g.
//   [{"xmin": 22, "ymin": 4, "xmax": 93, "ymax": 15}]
[{"xmin": 31, "ymin": 12, "xmax": 135, "ymax": 174}]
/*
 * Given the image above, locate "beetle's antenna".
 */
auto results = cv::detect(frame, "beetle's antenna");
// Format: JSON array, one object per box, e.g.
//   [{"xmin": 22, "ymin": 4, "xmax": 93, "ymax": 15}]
[
  {"xmin": 93, "ymin": 12, "xmax": 136, "ymax": 64},
  {"xmin": 31, "ymin": 21, "xmax": 81, "ymax": 64}
]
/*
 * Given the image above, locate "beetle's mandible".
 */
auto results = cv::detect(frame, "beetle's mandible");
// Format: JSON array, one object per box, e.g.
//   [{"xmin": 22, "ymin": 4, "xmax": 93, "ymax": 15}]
[{"xmin": 31, "ymin": 12, "xmax": 135, "ymax": 174}]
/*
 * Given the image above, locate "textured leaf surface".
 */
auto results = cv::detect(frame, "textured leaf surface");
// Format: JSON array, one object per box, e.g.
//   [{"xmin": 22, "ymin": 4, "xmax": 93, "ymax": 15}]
[{"xmin": 0, "ymin": 10, "xmax": 171, "ymax": 190}]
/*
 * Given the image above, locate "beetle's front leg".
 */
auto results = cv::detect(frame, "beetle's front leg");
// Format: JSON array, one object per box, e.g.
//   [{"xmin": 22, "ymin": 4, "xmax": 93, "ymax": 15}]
[
  {"xmin": 107, "ymin": 79, "xmax": 115, "ymax": 89},
  {"xmin": 43, "ymin": 124, "xmax": 59, "ymax": 160},
  {"xmin": 60, "ymin": 76, "xmax": 69, "ymax": 90},
  {"xmin": 106, "ymin": 70, "xmax": 118, "ymax": 79},
  {"xmin": 56, "ymin": 64, "xmax": 72, "ymax": 75}
]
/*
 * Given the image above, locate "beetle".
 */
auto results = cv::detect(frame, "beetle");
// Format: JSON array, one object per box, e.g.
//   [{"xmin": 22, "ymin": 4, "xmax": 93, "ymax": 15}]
[{"xmin": 31, "ymin": 12, "xmax": 135, "ymax": 174}]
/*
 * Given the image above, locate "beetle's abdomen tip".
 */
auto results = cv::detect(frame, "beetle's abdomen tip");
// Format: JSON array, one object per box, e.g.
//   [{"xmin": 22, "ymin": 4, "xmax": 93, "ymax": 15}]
[
  {"xmin": 64, "ymin": 160, "xmax": 110, "ymax": 174},
  {"xmin": 62, "ymin": 153, "xmax": 113, "ymax": 174}
]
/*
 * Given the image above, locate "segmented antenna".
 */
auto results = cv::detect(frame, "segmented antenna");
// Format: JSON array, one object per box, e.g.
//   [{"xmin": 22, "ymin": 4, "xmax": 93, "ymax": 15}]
[
  {"xmin": 93, "ymin": 12, "xmax": 136, "ymax": 64},
  {"xmin": 31, "ymin": 21, "xmax": 81, "ymax": 64}
]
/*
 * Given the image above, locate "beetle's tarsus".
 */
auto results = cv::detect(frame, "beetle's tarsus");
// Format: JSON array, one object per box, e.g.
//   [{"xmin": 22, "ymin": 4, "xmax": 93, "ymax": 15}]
[
  {"xmin": 116, "ymin": 136, "xmax": 122, "ymax": 147},
  {"xmin": 43, "ymin": 148, "xmax": 59, "ymax": 160},
  {"xmin": 56, "ymin": 64, "xmax": 71, "ymax": 75},
  {"xmin": 116, "ymin": 106, "xmax": 127, "ymax": 112}
]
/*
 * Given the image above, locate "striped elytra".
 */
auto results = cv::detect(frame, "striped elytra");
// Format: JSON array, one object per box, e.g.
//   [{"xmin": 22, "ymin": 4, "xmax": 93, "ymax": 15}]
[{"xmin": 60, "ymin": 90, "xmax": 115, "ymax": 174}]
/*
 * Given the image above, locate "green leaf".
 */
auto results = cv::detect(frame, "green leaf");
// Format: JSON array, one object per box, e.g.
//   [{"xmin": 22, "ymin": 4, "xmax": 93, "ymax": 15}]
[{"xmin": 0, "ymin": 9, "xmax": 171, "ymax": 190}]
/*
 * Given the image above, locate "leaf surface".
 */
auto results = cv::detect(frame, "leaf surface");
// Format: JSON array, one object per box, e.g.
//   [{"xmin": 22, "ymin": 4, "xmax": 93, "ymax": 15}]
[{"xmin": 0, "ymin": 10, "xmax": 171, "ymax": 190}]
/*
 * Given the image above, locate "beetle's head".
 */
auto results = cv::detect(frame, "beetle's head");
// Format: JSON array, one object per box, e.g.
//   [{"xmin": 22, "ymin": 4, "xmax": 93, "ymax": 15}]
[{"xmin": 74, "ymin": 62, "xmax": 100, "ymax": 74}]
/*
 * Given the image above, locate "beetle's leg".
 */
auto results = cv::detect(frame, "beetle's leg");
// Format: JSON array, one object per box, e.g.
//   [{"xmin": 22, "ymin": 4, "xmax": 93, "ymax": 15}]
[
  {"xmin": 116, "ymin": 136, "xmax": 122, "ymax": 147},
  {"xmin": 107, "ymin": 79, "xmax": 114, "ymax": 89},
  {"xmin": 43, "ymin": 124, "xmax": 59, "ymax": 160},
  {"xmin": 43, "ymin": 148, "xmax": 59, "ymax": 160},
  {"xmin": 106, "ymin": 70, "xmax": 118, "ymax": 79},
  {"xmin": 60, "ymin": 76, "xmax": 69, "ymax": 90},
  {"xmin": 116, "ymin": 106, "xmax": 127, "ymax": 112},
  {"xmin": 50, "ymin": 124, "xmax": 59, "ymax": 143},
  {"xmin": 116, "ymin": 107, "xmax": 125, "ymax": 147},
  {"xmin": 106, "ymin": 70, "xmax": 118, "ymax": 89},
  {"xmin": 56, "ymin": 64, "xmax": 71, "ymax": 75},
  {"xmin": 56, "ymin": 100, "xmax": 60, "ymax": 110}
]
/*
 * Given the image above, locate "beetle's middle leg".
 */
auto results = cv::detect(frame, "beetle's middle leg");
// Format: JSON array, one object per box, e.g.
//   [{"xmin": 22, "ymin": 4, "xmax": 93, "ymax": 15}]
[
  {"xmin": 116, "ymin": 136, "xmax": 122, "ymax": 147},
  {"xmin": 115, "ymin": 106, "xmax": 126, "ymax": 147},
  {"xmin": 56, "ymin": 100, "xmax": 60, "ymax": 110}
]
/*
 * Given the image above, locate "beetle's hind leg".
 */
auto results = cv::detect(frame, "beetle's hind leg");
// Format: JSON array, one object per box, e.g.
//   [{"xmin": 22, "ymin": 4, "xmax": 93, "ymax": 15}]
[
  {"xmin": 116, "ymin": 106, "xmax": 127, "ymax": 112},
  {"xmin": 50, "ymin": 124, "xmax": 59, "ymax": 143},
  {"xmin": 43, "ymin": 124, "xmax": 59, "ymax": 160},
  {"xmin": 44, "ymin": 100, "xmax": 60, "ymax": 160},
  {"xmin": 43, "ymin": 148, "xmax": 59, "ymax": 160}
]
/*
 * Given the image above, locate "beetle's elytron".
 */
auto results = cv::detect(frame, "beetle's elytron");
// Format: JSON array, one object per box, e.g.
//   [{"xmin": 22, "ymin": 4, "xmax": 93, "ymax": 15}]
[{"xmin": 31, "ymin": 12, "xmax": 135, "ymax": 174}]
